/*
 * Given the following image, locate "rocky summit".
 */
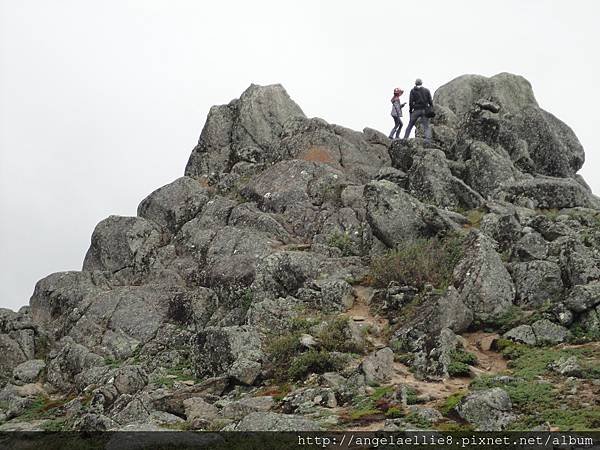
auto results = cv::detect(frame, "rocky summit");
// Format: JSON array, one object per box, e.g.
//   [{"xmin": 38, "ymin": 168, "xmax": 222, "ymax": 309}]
[{"xmin": 3, "ymin": 73, "xmax": 600, "ymax": 432}]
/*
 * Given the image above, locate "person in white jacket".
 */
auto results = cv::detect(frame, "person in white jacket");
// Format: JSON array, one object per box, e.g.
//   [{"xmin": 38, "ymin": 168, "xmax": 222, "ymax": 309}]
[{"xmin": 389, "ymin": 87, "xmax": 406, "ymax": 139}]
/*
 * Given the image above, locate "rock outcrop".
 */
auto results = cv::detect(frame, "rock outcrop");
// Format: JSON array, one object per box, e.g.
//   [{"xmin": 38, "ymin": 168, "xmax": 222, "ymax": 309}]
[{"xmin": 2, "ymin": 74, "xmax": 600, "ymax": 433}]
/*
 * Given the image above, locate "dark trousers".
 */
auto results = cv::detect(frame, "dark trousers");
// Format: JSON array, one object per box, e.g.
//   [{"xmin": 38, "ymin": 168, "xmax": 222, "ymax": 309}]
[
  {"xmin": 389, "ymin": 116, "xmax": 403, "ymax": 139},
  {"xmin": 403, "ymin": 109, "xmax": 431, "ymax": 143}
]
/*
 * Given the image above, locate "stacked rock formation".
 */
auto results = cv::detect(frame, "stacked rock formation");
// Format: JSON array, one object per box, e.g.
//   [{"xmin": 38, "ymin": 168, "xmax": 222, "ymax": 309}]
[{"xmin": 1, "ymin": 73, "xmax": 599, "ymax": 432}]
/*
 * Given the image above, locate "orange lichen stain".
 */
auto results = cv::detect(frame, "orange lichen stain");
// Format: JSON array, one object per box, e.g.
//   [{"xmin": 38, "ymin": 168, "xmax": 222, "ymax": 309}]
[{"xmin": 300, "ymin": 146, "xmax": 337, "ymax": 165}]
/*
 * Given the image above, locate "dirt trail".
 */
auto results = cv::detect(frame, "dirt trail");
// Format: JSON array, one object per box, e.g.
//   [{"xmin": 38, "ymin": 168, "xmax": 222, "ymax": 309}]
[{"xmin": 342, "ymin": 287, "xmax": 510, "ymax": 431}]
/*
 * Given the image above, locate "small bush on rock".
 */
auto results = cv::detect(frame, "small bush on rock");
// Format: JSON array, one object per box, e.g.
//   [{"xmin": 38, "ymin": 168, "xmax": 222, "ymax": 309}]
[
  {"xmin": 370, "ymin": 233, "xmax": 464, "ymax": 290},
  {"xmin": 288, "ymin": 350, "xmax": 340, "ymax": 381}
]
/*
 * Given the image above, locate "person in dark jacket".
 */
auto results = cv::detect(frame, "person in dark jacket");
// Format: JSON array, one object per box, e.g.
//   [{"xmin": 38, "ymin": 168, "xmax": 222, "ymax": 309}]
[
  {"xmin": 403, "ymin": 78, "xmax": 433, "ymax": 144},
  {"xmin": 388, "ymin": 87, "xmax": 406, "ymax": 139}
]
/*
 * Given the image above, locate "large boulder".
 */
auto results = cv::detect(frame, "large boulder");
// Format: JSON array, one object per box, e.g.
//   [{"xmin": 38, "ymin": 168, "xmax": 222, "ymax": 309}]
[
  {"xmin": 435, "ymin": 73, "xmax": 584, "ymax": 177},
  {"xmin": 456, "ymin": 388, "xmax": 515, "ymax": 431},
  {"xmin": 407, "ymin": 149, "xmax": 483, "ymax": 208},
  {"xmin": 241, "ymin": 159, "xmax": 347, "ymax": 213},
  {"xmin": 364, "ymin": 180, "xmax": 432, "ymax": 248},
  {"xmin": 494, "ymin": 176, "xmax": 599, "ymax": 209},
  {"xmin": 278, "ymin": 117, "xmax": 391, "ymax": 182},
  {"xmin": 509, "ymin": 261, "xmax": 564, "ymax": 308},
  {"xmin": 82, "ymin": 216, "xmax": 165, "ymax": 274},
  {"xmin": 232, "ymin": 411, "xmax": 321, "ymax": 431},
  {"xmin": 192, "ymin": 326, "xmax": 263, "ymax": 385},
  {"xmin": 137, "ymin": 176, "xmax": 210, "ymax": 233},
  {"xmin": 453, "ymin": 231, "xmax": 515, "ymax": 322},
  {"xmin": 185, "ymin": 84, "xmax": 305, "ymax": 177}
]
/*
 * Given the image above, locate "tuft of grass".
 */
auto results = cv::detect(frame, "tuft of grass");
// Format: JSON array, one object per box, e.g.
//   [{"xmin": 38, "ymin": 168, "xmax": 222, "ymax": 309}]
[
  {"xmin": 318, "ymin": 317, "xmax": 363, "ymax": 354},
  {"xmin": 328, "ymin": 231, "xmax": 354, "ymax": 256},
  {"xmin": 465, "ymin": 209, "xmax": 485, "ymax": 228},
  {"xmin": 241, "ymin": 288, "xmax": 254, "ymax": 310},
  {"xmin": 439, "ymin": 391, "xmax": 466, "ymax": 415},
  {"xmin": 370, "ymin": 233, "xmax": 464, "ymax": 290},
  {"xmin": 267, "ymin": 316, "xmax": 362, "ymax": 382},
  {"xmin": 288, "ymin": 350, "xmax": 340, "ymax": 381},
  {"xmin": 447, "ymin": 349, "xmax": 477, "ymax": 377}
]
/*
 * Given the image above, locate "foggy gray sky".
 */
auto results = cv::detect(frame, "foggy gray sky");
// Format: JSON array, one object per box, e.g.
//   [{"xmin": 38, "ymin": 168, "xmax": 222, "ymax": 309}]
[{"xmin": 1, "ymin": 0, "xmax": 599, "ymax": 310}]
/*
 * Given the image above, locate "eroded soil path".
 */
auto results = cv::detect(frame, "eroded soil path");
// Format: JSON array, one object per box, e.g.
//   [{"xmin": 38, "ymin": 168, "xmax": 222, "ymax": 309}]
[{"xmin": 342, "ymin": 286, "xmax": 509, "ymax": 431}]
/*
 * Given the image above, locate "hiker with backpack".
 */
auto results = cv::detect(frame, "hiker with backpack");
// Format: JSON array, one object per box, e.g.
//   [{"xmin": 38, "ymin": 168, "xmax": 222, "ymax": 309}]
[
  {"xmin": 403, "ymin": 78, "xmax": 435, "ymax": 144},
  {"xmin": 388, "ymin": 88, "xmax": 406, "ymax": 140}
]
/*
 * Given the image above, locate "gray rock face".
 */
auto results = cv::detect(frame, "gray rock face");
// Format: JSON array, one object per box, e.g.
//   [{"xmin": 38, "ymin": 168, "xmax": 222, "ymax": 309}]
[
  {"xmin": 495, "ymin": 177, "xmax": 599, "ymax": 209},
  {"xmin": 241, "ymin": 159, "xmax": 347, "ymax": 213},
  {"xmin": 558, "ymin": 238, "xmax": 600, "ymax": 288},
  {"xmin": 360, "ymin": 347, "xmax": 394, "ymax": 385},
  {"xmin": 531, "ymin": 319, "xmax": 570, "ymax": 345},
  {"xmin": 137, "ymin": 176, "xmax": 210, "ymax": 233},
  {"xmin": 0, "ymin": 309, "xmax": 40, "ymax": 384},
  {"xmin": 185, "ymin": 84, "xmax": 305, "ymax": 177},
  {"xmin": 464, "ymin": 141, "xmax": 516, "ymax": 198},
  {"xmin": 564, "ymin": 282, "xmax": 600, "ymax": 313},
  {"xmin": 278, "ymin": 117, "xmax": 391, "ymax": 183},
  {"xmin": 504, "ymin": 320, "xmax": 569, "ymax": 346},
  {"xmin": 407, "ymin": 149, "xmax": 483, "ymax": 208},
  {"xmin": 281, "ymin": 387, "xmax": 337, "ymax": 414},
  {"xmin": 435, "ymin": 73, "xmax": 584, "ymax": 177},
  {"xmin": 192, "ymin": 326, "xmax": 263, "ymax": 385},
  {"xmin": 46, "ymin": 338, "xmax": 105, "ymax": 391},
  {"xmin": 13, "ymin": 76, "xmax": 600, "ymax": 432},
  {"xmin": 364, "ymin": 180, "xmax": 431, "ymax": 248},
  {"xmin": 12, "ymin": 360, "xmax": 45, "ymax": 385},
  {"xmin": 221, "ymin": 396, "xmax": 274, "ymax": 420},
  {"xmin": 513, "ymin": 231, "xmax": 548, "ymax": 260},
  {"xmin": 509, "ymin": 261, "xmax": 563, "ymax": 308},
  {"xmin": 453, "ymin": 231, "xmax": 515, "ymax": 322},
  {"xmin": 548, "ymin": 356, "xmax": 582, "ymax": 377},
  {"xmin": 233, "ymin": 411, "xmax": 321, "ymax": 431},
  {"xmin": 456, "ymin": 388, "xmax": 515, "ymax": 431},
  {"xmin": 504, "ymin": 325, "xmax": 537, "ymax": 345},
  {"xmin": 82, "ymin": 216, "xmax": 164, "ymax": 274}
]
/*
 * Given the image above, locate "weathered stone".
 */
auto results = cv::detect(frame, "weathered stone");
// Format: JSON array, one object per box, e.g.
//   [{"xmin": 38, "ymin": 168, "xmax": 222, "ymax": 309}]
[
  {"xmin": 509, "ymin": 261, "xmax": 563, "ymax": 308},
  {"xmin": 564, "ymin": 282, "xmax": 600, "ymax": 313},
  {"xmin": 221, "ymin": 396, "xmax": 274, "ymax": 420},
  {"xmin": 456, "ymin": 388, "xmax": 515, "ymax": 431},
  {"xmin": 531, "ymin": 319, "xmax": 570, "ymax": 345},
  {"xmin": 504, "ymin": 325, "xmax": 536, "ymax": 346},
  {"xmin": 192, "ymin": 326, "xmax": 263, "ymax": 385},
  {"xmin": 407, "ymin": 149, "xmax": 483, "ymax": 208},
  {"xmin": 513, "ymin": 231, "xmax": 548, "ymax": 260},
  {"xmin": 435, "ymin": 73, "xmax": 584, "ymax": 177},
  {"xmin": 464, "ymin": 141, "xmax": 516, "ymax": 198},
  {"xmin": 548, "ymin": 356, "xmax": 582, "ymax": 377},
  {"xmin": 495, "ymin": 176, "xmax": 599, "ymax": 209},
  {"xmin": 364, "ymin": 180, "xmax": 431, "ymax": 248},
  {"xmin": 183, "ymin": 397, "xmax": 219, "ymax": 423},
  {"xmin": 453, "ymin": 231, "xmax": 515, "ymax": 322},
  {"xmin": 558, "ymin": 238, "xmax": 600, "ymax": 288},
  {"xmin": 137, "ymin": 176, "xmax": 210, "ymax": 233},
  {"xmin": 233, "ymin": 411, "xmax": 321, "ymax": 431},
  {"xmin": 360, "ymin": 347, "xmax": 394, "ymax": 385},
  {"xmin": 12, "ymin": 360, "xmax": 45, "ymax": 385},
  {"xmin": 281, "ymin": 387, "xmax": 337, "ymax": 414},
  {"xmin": 185, "ymin": 84, "xmax": 305, "ymax": 177},
  {"xmin": 241, "ymin": 159, "xmax": 347, "ymax": 213},
  {"xmin": 82, "ymin": 216, "xmax": 164, "ymax": 274}
]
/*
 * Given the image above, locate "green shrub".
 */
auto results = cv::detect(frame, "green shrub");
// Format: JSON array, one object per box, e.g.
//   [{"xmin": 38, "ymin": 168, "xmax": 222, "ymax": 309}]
[
  {"xmin": 318, "ymin": 317, "xmax": 363, "ymax": 354},
  {"xmin": 328, "ymin": 231, "xmax": 354, "ymax": 256},
  {"xmin": 288, "ymin": 350, "xmax": 339, "ymax": 381},
  {"xmin": 370, "ymin": 233, "xmax": 464, "ymax": 290},
  {"xmin": 439, "ymin": 391, "xmax": 466, "ymax": 415},
  {"xmin": 447, "ymin": 350, "xmax": 477, "ymax": 377},
  {"xmin": 385, "ymin": 406, "xmax": 404, "ymax": 418},
  {"xmin": 447, "ymin": 361, "xmax": 471, "ymax": 377}
]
